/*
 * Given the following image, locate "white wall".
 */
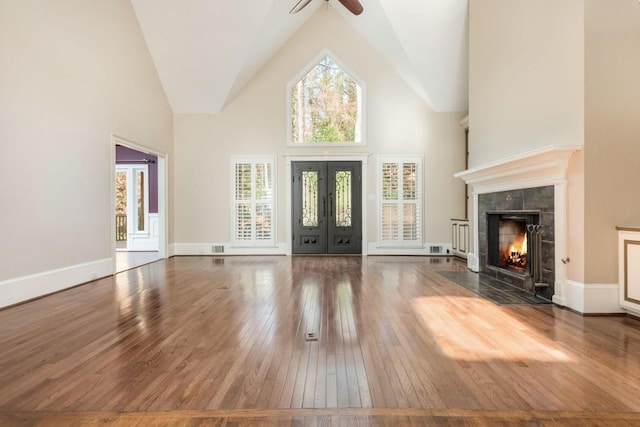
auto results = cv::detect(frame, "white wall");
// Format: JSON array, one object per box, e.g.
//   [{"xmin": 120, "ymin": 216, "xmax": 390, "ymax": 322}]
[
  {"xmin": 0, "ymin": 0, "xmax": 173, "ymax": 302},
  {"xmin": 468, "ymin": 0, "xmax": 584, "ymax": 167},
  {"xmin": 173, "ymin": 8, "xmax": 465, "ymax": 252},
  {"xmin": 584, "ymin": 0, "xmax": 640, "ymax": 284}
]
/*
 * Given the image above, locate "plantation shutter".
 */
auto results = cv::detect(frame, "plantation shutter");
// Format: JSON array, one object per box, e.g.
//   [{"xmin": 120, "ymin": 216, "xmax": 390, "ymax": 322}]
[
  {"xmin": 232, "ymin": 156, "xmax": 275, "ymax": 247},
  {"xmin": 379, "ymin": 156, "xmax": 423, "ymax": 247}
]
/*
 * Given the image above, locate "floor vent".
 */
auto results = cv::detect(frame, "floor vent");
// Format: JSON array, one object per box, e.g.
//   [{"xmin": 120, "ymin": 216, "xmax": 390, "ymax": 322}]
[
  {"xmin": 212, "ymin": 245, "xmax": 225, "ymax": 254},
  {"xmin": 305, "ymin": 332, "xmax": 318, "ymax": 342},
  {"xmin": 429, "ymin": 245, "xmax": 443, "ymax": 255}
]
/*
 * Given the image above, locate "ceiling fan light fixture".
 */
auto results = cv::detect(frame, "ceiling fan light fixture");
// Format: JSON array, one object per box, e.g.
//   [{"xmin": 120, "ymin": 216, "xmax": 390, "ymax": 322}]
[
  {"xmin": 289, "ymin": 0, "xmax": 313, "ymax": 14},
  {"xmin": 289, "ymin": 0, "xmax": 363, "ymax": 16}
]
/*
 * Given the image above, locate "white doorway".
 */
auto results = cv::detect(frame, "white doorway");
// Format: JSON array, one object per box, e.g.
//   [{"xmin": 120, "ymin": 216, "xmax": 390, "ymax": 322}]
[{"xmin": 111, "ymin": 135, "xmax": 168, "ymax": 273}]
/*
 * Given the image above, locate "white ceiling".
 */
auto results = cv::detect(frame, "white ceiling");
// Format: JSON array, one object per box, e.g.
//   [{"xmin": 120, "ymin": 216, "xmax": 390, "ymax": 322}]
[{"xmin": 130, "ymin": 0, "xmax": 469, "ymax": 114}]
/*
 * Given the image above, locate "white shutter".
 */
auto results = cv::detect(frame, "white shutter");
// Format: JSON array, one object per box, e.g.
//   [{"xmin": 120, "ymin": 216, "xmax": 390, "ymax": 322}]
[
  {"xmin": 378, "ymin": 156, "xmax": 423, "ymax": 247},
  {"xmin": 231, "ymin": 156, "xmax": 276, "ymax": 247}
]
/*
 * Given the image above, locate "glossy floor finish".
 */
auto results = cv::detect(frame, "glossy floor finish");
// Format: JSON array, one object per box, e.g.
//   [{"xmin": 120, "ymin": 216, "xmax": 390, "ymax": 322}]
[{"xmin": 1, "ymin": 256, "xmax": 640, "ymax": 426}]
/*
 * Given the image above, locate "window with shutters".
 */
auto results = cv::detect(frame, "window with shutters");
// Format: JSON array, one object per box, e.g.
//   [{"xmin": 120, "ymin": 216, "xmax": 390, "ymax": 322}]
[
  {"xmin": 231, "ymin": 156, "xmax": 276, "ymax": 247},
  {"xmin": 378, "ymin": 155, "xmax": 423, "ymax": 247}
]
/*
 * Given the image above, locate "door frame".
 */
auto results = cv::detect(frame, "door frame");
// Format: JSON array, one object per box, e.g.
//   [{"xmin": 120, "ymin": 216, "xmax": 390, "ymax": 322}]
[
  {"xmin": 110, "ymin": 135, "xmax": 169, "ymax": 272},
  {"xmin": 285, "ymin": 154, "xmax": 369, "ymax": 256}
]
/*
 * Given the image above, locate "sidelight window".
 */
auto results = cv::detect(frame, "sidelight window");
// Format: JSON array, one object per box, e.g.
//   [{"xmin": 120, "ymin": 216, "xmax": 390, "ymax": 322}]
[
  {"xmin": 115, "ymin": 164, "xmax": 149, "ymax": 236},
  {"xmin": 378, "ymin": 155, "xmax": 423, "ymax": 247},
  {"xmin": 231, "ymin": 156, "xmax": 276, "ymax": 247}
]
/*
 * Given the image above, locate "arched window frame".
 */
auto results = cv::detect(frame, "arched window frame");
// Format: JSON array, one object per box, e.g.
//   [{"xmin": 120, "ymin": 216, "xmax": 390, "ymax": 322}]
[{"xmin": 286, "ymin": 49, "xmax": 366, "ymax": 147}]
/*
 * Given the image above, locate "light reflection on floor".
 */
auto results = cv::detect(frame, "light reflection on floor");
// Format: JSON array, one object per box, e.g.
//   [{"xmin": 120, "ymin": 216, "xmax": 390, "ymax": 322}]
[{"xmin": 412, "ymin": 296, "xmax": 573, "ymax": 363}]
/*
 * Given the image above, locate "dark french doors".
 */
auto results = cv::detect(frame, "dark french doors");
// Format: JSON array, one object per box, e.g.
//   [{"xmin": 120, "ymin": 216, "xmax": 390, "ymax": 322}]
[{"xmin": 292, "ymin": 161, "xmax": 362, "ymax": 254}]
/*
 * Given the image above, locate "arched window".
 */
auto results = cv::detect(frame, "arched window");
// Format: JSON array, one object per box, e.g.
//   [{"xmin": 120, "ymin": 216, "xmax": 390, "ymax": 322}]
[{"xmin": 288, "ymin": 53, "xmax": 365, "ymax": 145}]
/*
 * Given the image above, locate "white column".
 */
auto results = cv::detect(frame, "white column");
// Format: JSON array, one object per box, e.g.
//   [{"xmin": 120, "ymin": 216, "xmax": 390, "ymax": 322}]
[{"xmin": 467, "ymin": 191, "xmax": 480, "ymax": 272}]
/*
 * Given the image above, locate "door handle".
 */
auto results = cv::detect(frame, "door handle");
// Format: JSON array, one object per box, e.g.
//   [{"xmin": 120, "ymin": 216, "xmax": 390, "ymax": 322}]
[
  {"xmin": 329, "ymin": 193, "xmax": 333, "ymax": 218},
  {"xmin": 322, "ymin": 196, "xmax": 326, "ymax": 217}
]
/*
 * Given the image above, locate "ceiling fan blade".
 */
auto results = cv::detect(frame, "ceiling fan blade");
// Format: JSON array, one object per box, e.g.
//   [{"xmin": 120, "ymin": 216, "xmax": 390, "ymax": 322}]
[
  {"xmin": 337, "ymin": 0, "xmax": 363, "ymax": 15},
  {"xmin": 290, "ymin": 0, "xmax": 313, "ymax": 14}
]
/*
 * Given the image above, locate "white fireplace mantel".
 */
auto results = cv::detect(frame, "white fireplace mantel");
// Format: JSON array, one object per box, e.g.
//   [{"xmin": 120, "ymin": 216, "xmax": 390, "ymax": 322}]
[
  {"xmin": 454, "ymin": 145, "xmax": 581, "ymax": 193},
  {"xmin": 454, "ymin": 145, "xmax": 581, "ymax": 309}
]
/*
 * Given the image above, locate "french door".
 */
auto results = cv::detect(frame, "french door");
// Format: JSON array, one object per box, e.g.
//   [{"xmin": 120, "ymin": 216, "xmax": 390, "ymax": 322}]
[
  {"xmin": 115, "ymin": 164, "xmax": 149, "ymax": 250},
  {"xmin": 292, "ymin": 161, "xmax": 362, "ymax": 254}
]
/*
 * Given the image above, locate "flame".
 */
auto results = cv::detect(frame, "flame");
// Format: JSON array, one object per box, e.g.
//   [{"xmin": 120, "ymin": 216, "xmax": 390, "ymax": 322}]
[{"xmin": 509, "ymin": 232, "xmax": 527, "ymax": 255}]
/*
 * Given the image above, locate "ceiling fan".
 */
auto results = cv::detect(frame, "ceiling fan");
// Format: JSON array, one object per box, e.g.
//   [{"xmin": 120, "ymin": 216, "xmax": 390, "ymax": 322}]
[{"xmin": 290, "ymin": 0, "xmax": 364, "ymax": 16}]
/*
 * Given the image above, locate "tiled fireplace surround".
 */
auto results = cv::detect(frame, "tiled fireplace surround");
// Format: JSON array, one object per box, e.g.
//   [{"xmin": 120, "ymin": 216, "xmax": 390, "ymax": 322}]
[
  {"xmin": 478, "ymin": 186, "xmax": 555, "ymax": 301},
  {"xmin": 455, "ymin": 146, "xmax": 582, "ymax": 310}
]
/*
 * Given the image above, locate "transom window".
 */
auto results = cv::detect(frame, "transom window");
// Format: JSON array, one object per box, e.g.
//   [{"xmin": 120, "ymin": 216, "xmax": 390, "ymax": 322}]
[{"xmin": 288, "ymin": 53, "xmax": 364, "ymax": 145}]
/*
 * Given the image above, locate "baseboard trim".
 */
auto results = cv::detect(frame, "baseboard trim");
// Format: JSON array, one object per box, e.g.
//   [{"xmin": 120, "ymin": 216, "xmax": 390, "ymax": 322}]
[
  {"xmin": 367, "ymin": 243, "xmax": 453, "ymax": 256},
  {"xmin": 0, "ymin": 259, "xmax": 113, "ymax": 309},
  {"xmin": 564, "ymin": 280, "xmax": 624, "ymax": 314},
  {"xmin": 172, "ymin": 243, "xmax": 287, "ymax": 256}
]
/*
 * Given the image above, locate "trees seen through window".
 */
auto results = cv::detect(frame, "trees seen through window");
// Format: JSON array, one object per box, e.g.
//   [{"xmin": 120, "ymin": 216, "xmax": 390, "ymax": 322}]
[{"xmin": 290, "ymin": 55, "xmax": 363, "ymax": 144}]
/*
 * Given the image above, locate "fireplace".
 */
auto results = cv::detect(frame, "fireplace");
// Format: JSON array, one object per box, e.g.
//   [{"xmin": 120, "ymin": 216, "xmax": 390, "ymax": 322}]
[
  {"xmin": 478, "ymin": 187, "xmax": 555, "ymax": 299},
  {"xmin": 454, "ymin": 145, "xmax": 582, "ymax": 309}
]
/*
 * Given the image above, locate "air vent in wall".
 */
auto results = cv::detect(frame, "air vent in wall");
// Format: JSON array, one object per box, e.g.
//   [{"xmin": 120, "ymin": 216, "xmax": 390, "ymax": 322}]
[
  {"xmin": 212, "ymin": 245, "xmax": 225, "ymax": 254},
  {"xmin": 429, "ymin": 245, "xmax": 442, "ymax": 255}
]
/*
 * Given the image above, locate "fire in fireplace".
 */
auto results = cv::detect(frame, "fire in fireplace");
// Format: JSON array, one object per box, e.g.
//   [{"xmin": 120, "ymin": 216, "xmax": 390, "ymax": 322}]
[
  {"xmin": 498, "ymin": 219, "xmax": 528, "ymax": 273},
  {"xmin": 487, "ymin": 212, "xmax": 540, "ymax": 279}
]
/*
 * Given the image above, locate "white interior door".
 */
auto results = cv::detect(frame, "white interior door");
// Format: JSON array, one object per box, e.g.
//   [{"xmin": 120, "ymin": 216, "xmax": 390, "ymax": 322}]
[{"xmin": 115, "ymin": 164, "xmax": 157, "ymax": 251}]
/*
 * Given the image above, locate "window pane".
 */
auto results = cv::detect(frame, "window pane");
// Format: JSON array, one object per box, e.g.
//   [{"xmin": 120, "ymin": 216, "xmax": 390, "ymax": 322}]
[
  {"xmin": 403, "ymin": 204, "xmax": 418, "ymax": 240},
  {"xmin": 235, "ymin": 164, "xmax": 252, "ymax": 200},
  {"xmin": 290, "ymin": 56, "xmax": 362, "ymax": 144},
  {"xmin": 403, "ymin": 163, "xmax": 417, "ymax": 200},
  {"xmin": 382, "ymin": 204, "xmax": 399, "ymax": 240},
  {"xmin": 235, "ymin": 203, "xmax": 252, "ymax": 240},
  {"xmin": 115, "ymin": 171, "xmax": 127, "ymax": 242},
  {"xmin": 137, "ymin": 170, "xmax": 145, "ymax": 231},
  {"xmin": 302, "ymin": 171, "xmax": 318, "ymax": 227},
  {"xmin": 382, "ymin": 163, "xmax": 398, "ymax": 200},
  {"xmin": 115, "ymin": 171, "xmax": 127, "ymax": 215},
  {"xmin": 255, "ymin": 203, "xmax": 272, "ymax": 240},
  {"xmin": 255, "ymin": 163, "xmax": 272, "ymax": 200},
  {"xmin": 335, "ymin": 170, "xmax": 352, "ymax": 227}
]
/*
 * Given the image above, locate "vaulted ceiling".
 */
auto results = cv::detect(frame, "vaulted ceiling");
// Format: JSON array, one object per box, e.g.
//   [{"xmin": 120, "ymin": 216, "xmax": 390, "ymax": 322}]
[{"xmin": 130, "ymin": 0, "xmax": 469, "ymax": 114}]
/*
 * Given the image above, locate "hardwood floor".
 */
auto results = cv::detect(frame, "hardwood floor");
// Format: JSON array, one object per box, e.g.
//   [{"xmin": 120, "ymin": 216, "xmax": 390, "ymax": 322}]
[{"xmin": 1, "ymin": 256, "xmax": 640, "ymax": 426}]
